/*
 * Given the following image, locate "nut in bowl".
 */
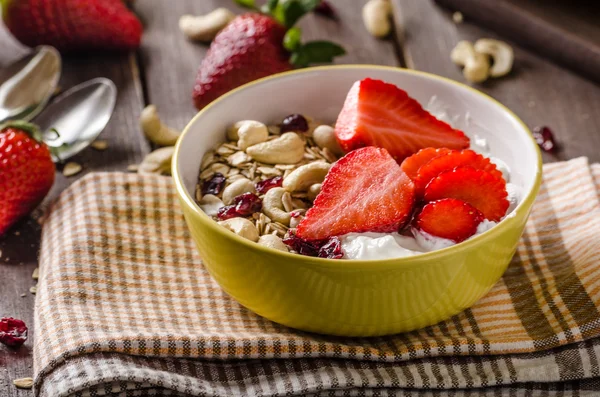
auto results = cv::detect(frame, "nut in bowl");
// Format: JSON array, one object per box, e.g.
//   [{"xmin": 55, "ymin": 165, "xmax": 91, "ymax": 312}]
[{"xmin": 173, "ymin": 65, "xmax": 542, "ymax": 337}]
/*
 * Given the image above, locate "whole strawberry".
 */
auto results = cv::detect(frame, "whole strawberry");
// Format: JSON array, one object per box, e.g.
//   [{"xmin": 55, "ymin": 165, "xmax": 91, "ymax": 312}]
[
  {"xmin": 1, "ymin": 0, "xmax": 142, "ymax": 53},
  {"xmin": 0, "ymin": 122, "xmax": 55, "ymax": 236},
  {"xmin": 193, "ymin": 0, "xmax": 345, "ymax": 109}
]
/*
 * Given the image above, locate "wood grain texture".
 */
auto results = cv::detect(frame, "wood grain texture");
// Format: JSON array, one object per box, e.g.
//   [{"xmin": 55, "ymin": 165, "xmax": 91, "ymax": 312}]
[
  {"xmin": 0, "ymin": 41, "xmax": 148, "ymax": 397},
  {"xmin": 392, "ymin": 0, "xmax": 600, "ymax": 163},
  {"xmin": 135, "ymin": 0, "xmax": 399, "ymax": 130}
]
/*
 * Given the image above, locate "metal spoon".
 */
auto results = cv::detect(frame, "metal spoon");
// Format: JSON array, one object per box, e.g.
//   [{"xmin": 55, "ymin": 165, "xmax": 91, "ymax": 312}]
[
  {"xmin": 39, "ymin": 78, "xmax": 117, "ymax": 162},
  {"xmin": 0, "ymin": 46, "xmax": 61, "ymax": 123}
]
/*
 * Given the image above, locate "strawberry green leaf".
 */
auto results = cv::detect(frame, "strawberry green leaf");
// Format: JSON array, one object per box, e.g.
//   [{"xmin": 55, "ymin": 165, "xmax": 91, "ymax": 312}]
[
  {"xmin": 0, "ymin": 120, "xmax": 43, "ymax": 143},
  {"xmin": 290, "ymin": 41, "xmax": 346, "ymax": 67},
  {"xmin": 283, "ymin": 27, "xmax": 302, "ymax": 51},
  {"xmin": 279, "ymin": 0, "xmax": 320, "ymax": 27},
  {"xmin": 260, "ymin": 0, "xmax": 279, "ymax": 14},
  {"xmin": 234, "ymin": 0, "xmax": 258, "ymax": 10}
]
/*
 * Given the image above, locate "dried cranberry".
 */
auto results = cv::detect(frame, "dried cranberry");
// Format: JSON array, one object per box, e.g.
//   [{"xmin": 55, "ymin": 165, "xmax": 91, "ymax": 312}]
[
  {"xmin": 283, "ymin": 231, "xmax": 322, "ymax": 257},
  {"xmin": 280, "ymin": 114, "xmax": 309, "ymax": 133},
  {"xmin": 0, "ymin": 317, "xmax": 28, "ymax": 348},
  {"xmin": 217, "ymin": 205, "xmax": 239, "ymax": 220},
  {"xmin": 283, "ymin": 232, "xmax": 343, "ymax": 259},
  {"xmin": 318, "ymin": 237, "xmax": 344, "ymax": 259},
  {"xmin": 216, "ymin": 193, "xmax": 262, "ymax": 220},
  {"xmin": 202, "ymin": 172, "xmax": 226, "ymax": 195},
  {"xmin": 256, "ymin": 176, "xmax": 283, "ymax": 194},
  {"xmin": 232, "ymin": 193, "xmax": 262, "ymax": 216},
  {"xmin": 532, "ymin": 126, "xmax": 557, "ymax": 152},
  {"xmin": 315, "ymin": 0, "xmax": 337, "ymax": 19},
  {"xmin": 290, "ymin": 210, "xmax": 303, "ymax": 219}
]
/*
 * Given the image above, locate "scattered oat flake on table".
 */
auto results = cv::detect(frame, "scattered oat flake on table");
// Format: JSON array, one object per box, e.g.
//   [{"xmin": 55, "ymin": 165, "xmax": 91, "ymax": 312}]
[
  {"xmin": 452, "ymin": 11, "xmax": 463, "ymax": 23},
  {"xmin": 30, "ymin": 286, "xmax": 37, "ymax": 294},
  {"xmin": 13, "ymin": 377, "xmax": 33, "ymax": 389},
  {"xmin": 32, "ymin": 268, "xmax": 39, "ymax": 280},
  {"xmin": 91, "ymin": 139, "xmax": 108, "ymax": 150},
  {"xmin": 127, "ymin": 164, "xmax": 139, "ymax": 172},
  {"xmin": 63, "ymin": 162, "xmax": 83, "ymax": 177}
]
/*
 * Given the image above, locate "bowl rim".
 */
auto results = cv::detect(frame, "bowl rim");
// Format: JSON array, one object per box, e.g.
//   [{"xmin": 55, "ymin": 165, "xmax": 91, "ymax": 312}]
[{"xmin": 173, "ymin": 64, "xmax": 543, "ymax": 269}]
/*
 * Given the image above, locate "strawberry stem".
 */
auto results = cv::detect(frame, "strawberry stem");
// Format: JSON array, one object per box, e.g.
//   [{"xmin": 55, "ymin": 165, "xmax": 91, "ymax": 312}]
[{"xmin": 0, "ymin": 121, "xmax": 44, "ymax": 143}]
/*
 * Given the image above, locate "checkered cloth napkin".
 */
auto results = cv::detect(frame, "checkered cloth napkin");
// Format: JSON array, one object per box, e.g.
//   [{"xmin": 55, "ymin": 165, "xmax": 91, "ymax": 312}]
[{"xmin": 34, "ymin": 157, "xmax": 600, "ymax": 397}]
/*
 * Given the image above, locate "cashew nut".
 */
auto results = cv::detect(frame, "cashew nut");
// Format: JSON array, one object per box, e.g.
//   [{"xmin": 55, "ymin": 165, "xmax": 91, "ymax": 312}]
[
  {"xmin": 450, "ymin": 40, "xmax": 474, "ymax": 66},
  {"xmin": 307, "ymin": 183, "xmax": 322, "ymax": 201},
  {"xmin": 179, "ymin": 8, "xmax": 235, "ymax": 42},
  {"xmin": 474, "ymin": 38, "xmax": 514, "ymax": 77},
  {"xmin": 362, "ymin": 0, "xmax": 392, "ymax": 38},
  {"xmin": 227, "ymin": 120, "xmax": 254, "ymax": 140},
  {"xmin": 262, "ymin": 187, "xmax": 292, "ymax": 226},
  {"xmin": 257, "ymin": 234, "xmax": 289, "ymax": 252},
  {"xmin": 138, "ymin": 146, "xmax": 175, "ymax": 175},
  {"xmin": 450, "ymin": 40, "xmax": 491, "ymax": 83},
  {"xmin": 221, "ymin": 177, "xmax": 255, "ymax": 205},
  {"xmin": 199, "ymin": 194, "xmax": 224, "ymax": 217},
  {"xmin": 218, "ymin": 217, "xmax": 259, "ymax": 242},
  {"xmin": 139, "ymin": 105, "xmax": 181, "ymax": 146},
  {"xmin": 237, "ymin": 120, "xmax": 269, "ymax": 151},
  {"xmin": 313, "ymin": 125, "xmax": 343, "ymax": 156},
  {"xmin": 283, "ymin": 162, "xmax": 330, "ymax": 192},
  {"xmin": 246, "ymin": 132, "xmax": 305, "ymax": 165}
]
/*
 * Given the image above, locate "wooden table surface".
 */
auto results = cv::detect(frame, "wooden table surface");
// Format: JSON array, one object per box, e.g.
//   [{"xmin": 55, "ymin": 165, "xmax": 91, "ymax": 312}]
[{"xmin": 1, "ymin": 1, "xmax": 599, "ymax": 395}]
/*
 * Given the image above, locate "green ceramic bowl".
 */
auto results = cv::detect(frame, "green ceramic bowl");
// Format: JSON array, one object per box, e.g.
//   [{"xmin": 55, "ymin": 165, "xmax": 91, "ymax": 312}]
[{"xmin": 172, "ymin": 65, "xmax": 542, "ymax": 337}]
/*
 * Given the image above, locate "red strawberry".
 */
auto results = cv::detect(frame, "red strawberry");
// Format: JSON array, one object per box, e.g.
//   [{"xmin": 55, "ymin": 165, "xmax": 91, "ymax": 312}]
[
  {"xmin": 2, "ymin": 0, "xmax": 142, "ymax": 53},
  {"xmin": 416, "ymin": 198, "xmax": 484, "ymax": 242},
  {"xmin": 193, "ymin": 14, "xmax": 291, "ymax": 110},
  {"xmin": 414, "ymin": 149, "xmax": 503, "ymax": 195},
  {"xmin": 296, "ymin": 147, "xmax": 415, "ymax": 240},
  {"xmin": 0, "ymin": 122, "xmax": 55, "ymax": 236},
  {"xmin": 400, "ymin": 147, "xmax": 452, "ymax": 181},
  {"xmin": 334, "ymin": 78, "xmax": 470, "ymax": 162},
  {"xmin": 193, "ymin": 4, "xmax": 345, "ymax": 110},
  {"xmin": 424, "ymin": 167, "xmax": 508, "ymax": 222}
]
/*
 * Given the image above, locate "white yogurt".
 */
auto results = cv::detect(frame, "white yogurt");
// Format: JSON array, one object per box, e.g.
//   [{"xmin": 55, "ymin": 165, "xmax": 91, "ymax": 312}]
[
  {"xmin": 341, "ymin": 233, "xmax": 424, "ymax": 260},
  {"xmin": 342, "ymin": 219, "xmax": 500, "ymax": 260}
]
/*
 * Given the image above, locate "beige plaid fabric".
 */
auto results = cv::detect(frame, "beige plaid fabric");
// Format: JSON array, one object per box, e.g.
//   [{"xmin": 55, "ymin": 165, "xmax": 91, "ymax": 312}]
[{"xmin": 34, "ymin": 157, "xmax": 600, "ymax": 396}]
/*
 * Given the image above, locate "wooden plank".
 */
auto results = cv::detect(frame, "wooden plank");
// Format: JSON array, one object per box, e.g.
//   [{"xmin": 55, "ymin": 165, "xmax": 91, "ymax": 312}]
[
  {"xmin": 135, "ymin": 0, "xmax": 400, "ymax": 131},
  {"xmin": 392, "ymin": 0, "xmax": 600, "ymax": 163},
  {"xmin": 0, "ymin": 34, "xmax": 148, "ymax": 397}
]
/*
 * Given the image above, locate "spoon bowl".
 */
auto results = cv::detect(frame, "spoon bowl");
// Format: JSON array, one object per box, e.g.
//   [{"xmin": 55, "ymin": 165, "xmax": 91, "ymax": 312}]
[
  {"xmin": 39, "ymin": 78, "xmax": 117, "ymax": 162},
  {"xmin": 0, "ymin": 46, "xmax": 61, "ymax": 123}
]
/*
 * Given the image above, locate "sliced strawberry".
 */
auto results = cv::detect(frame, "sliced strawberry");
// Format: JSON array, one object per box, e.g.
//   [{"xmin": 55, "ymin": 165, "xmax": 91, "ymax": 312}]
[
  {"xmin": 424, "ymin": 167, "xmax": 509, "ymax": 222},
  {"xmin": 416, "ymin": 198, "xmax": 484, "ymax": 242},
  {"xmin": 401, "ymin": 147, "xmax": 452, "ymax": 181},
  {"xmin": 414, "ymin": 149, "xmax": 503, "ymax": 195},
  {"xmin": 334, "ymin": 78, "xmax": 470, "ymax": 162},
  {"xmin": 296, "ymin": 147, "xmax": 415, "ymax": 240}
]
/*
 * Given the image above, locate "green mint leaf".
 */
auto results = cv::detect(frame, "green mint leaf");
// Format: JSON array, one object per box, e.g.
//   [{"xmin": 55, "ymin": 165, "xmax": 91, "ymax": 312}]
[
  {"xmin": 283, "ymin": 27, "xmax": 302, "ymax": 51},
  {"xmin": 281, "ymin": 0, "xmax": 306, "ymax": 27},
  {"xmin": 294, "ymin": 41, "xmax": 345, "ymax": 66},
  {"xmin": 278, "ymin": 0, "xmax": 319, "ymax": 27},
  {"xmin": 234, "ymin": 0, "xmax": 257, "ymax": 10},
  {"xmin": 265, "ymin": 0, "xmax": 279, "ymax": 12},
  {"xmin": 298, "ymin": 0, "xmax": 320, "ymax": 12},
  {"xmin": 290, "ymin": 51, "xmax": 310, "ymax": 68}
]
